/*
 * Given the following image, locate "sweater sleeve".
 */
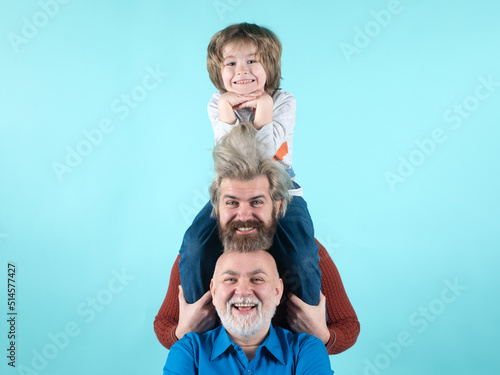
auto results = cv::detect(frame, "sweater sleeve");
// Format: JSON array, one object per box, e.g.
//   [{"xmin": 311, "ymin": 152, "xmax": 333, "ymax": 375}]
[
  {"xmin": 318, "ymin": 240, "xmax": 361, "ymax": 354},
  {"xmin": 254, "ymin": 90, "xmax": 296, "ymax": 165},
  {"xmin": 208, "ymin": 92, "xmax": 242, "ymax": 144},
  {"xmin": 154, "ymin": 255, "xmax": 181, "ymax": 349}
]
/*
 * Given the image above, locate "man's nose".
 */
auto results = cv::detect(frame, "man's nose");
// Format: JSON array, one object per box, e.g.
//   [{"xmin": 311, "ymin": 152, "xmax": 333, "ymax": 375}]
[
  {"xmin": 234, "ymin": 280, "xmax": 252, "ymax": 296},
  {"xmin": 236, "ymin": 204, "xmax": 253, "ymax": 221}
]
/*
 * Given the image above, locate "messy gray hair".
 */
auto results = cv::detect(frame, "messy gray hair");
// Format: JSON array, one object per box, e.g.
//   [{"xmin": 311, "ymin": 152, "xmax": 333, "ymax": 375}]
[{"xmin": 209, "ymin": 122, "xmax": 292, "ymax": 217}]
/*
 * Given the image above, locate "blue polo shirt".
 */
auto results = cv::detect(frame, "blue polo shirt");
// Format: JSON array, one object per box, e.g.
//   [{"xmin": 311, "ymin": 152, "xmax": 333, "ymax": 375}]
[{"xmin": 163, "ymin": 324, "xmax": 333, "ymax": 375}]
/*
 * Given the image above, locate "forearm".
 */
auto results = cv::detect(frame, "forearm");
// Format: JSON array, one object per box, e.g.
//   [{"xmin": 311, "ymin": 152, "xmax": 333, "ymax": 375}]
[
  {"xmin": 318, "ymin": 240, "xmax": 360, "ymax": 355},
  {"xmin": 252, "ymin": 93, "xmax": 273, "ymax": 129},
  {"xmin": 217, "ymin": 98, "xmax": 237, "ymax": 124},
  {"xmin": 154, "ymin": 256, "xmax": 181, "ymax": 349},
  {"xmin": 326, "ymin": 317, "xmax": 361, "ymax": 354},
  {"xmin": 254, "ymin": 90, "xmax": 295, "ymax": 160}
]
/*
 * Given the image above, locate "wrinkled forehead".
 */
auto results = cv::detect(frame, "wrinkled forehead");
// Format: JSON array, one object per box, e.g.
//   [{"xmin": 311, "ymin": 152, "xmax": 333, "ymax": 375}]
[
  {"xmin": 219, "ymin": 176, "xmax": 271, "ymax": 199},
  {"xmin": 213, "ymin": 250, "xmax": 279, "ymax": 280}
]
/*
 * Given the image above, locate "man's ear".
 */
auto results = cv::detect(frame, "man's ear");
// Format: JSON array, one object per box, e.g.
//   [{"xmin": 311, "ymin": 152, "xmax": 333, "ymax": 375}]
[
  {"xmin": 210, "ymin": 279, "xmax": 215, "ymax": 305},
  {"xmin": 275, "ymin": 200, "xmax": 282, "ymax": 217},
  {"xmin": 276, "ymin": 278, "xmax": 284, "ymax": 305}
]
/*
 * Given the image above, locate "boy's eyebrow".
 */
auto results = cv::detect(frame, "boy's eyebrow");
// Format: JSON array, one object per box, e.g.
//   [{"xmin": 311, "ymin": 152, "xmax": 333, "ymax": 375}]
[{"xmin": 223, "ymin": 52, "xmax": 257, "ymax": 60}]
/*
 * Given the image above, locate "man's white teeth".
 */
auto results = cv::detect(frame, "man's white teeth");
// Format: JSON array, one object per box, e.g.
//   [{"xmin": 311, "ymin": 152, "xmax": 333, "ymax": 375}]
[
  {"xmin": 238, "ymin": 227, "xmax": 253, "ymax": 232},
  {"xmin": 234, "ymin": 303, "xmax": 256, "ymax": 307}
]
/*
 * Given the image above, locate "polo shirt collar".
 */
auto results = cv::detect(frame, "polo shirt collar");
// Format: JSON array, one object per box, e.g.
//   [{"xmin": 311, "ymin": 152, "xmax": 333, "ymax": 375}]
[{"xmin": 210, "ymin": 324, "xmax": 285, "ymax": 365}]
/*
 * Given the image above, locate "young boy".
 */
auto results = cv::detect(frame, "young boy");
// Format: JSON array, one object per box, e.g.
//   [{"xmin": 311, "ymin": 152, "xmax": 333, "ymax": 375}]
[{"xmin": 179, "ymin": 23, "xmax": 321, "ymax": 307}]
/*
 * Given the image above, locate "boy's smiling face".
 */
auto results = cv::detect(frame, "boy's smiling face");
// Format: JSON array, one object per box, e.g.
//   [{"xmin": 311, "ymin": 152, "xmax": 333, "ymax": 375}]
[{"xmin": 221, "ymin": 42, "xmax": 267, "ymax": 95}]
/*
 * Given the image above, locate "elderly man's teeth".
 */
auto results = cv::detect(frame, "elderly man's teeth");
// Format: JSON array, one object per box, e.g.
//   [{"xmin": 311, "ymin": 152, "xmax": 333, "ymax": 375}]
[{"xmin": 234, "ymin": 303, "xmax": 256, "ymax": 307}]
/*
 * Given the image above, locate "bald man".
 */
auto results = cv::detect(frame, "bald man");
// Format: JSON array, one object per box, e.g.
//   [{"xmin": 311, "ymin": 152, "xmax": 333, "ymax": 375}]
[{"xmin": 163, "ymin": 250, "xmax": 333, "ymax": 375}]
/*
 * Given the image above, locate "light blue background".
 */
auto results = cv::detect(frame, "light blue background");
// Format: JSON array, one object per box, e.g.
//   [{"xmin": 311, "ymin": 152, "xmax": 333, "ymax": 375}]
[{"xmin": 1, "ymin": 0, "xmax": 499, "ymax": 374}]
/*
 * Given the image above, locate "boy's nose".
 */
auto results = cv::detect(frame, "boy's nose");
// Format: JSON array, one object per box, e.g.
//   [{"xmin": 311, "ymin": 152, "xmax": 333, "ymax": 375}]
[{"xmin": 236, "ymin": 65, "xmax": 249, "ymax": 74}]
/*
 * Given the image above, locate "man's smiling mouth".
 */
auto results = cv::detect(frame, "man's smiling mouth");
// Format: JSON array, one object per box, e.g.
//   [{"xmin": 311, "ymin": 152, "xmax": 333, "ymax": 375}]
[
  {"xmin": 237, "ymin": 227, "xmax": 254, "ymax": 232},
  {"xmin": 233, "ymin": 303, "xmax": 257, "ymax": 312}
]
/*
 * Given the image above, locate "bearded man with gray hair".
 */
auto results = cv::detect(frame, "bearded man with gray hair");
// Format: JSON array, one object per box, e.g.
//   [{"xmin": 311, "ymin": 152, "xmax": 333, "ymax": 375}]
[{"xmin": 155, "ymin": 122, "xmax": 360, "ymax": 356}]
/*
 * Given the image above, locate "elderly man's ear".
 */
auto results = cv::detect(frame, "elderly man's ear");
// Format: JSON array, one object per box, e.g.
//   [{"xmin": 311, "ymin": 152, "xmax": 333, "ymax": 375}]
[
  {"xmin": 210, "ymin": 279, "xmax": 215, "ymax": 305},
  {"xmin": 276, "ymin": 278, "xmax": 284, "ymax": 305}
]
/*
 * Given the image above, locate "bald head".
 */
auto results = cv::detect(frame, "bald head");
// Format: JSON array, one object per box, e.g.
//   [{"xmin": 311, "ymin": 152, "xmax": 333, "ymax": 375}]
[
  {"xmin": 210, "ymin": 250, "xmax": 283, "ymax": 340},
  {"xmin": 213, "ymin": 250, "xmax": 280, "ymax": 282}
]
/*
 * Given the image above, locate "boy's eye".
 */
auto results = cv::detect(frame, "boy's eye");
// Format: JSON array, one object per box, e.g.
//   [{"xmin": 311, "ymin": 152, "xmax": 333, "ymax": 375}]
[
  {"xmin": 226, "ymin": 62, "xmax": 236, "ymax": 66},
  {"xmin": 247, "ymin": 60, "xmax": 257, "ymax": 64}
]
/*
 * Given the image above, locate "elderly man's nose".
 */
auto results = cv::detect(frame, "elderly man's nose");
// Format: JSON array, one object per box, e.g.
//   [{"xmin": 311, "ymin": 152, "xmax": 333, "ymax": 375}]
[{"xmin": 235, "ymin": 281, "xmax": 252, "ymax": 295}]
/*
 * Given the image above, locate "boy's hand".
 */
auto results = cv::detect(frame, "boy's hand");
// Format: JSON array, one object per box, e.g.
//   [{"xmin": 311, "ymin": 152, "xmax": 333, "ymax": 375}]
[
  {"xmin": 240, "ymin": 93, "xmax": 273, "ymax": 129},
  {"xmin": 220, "ymin": 90, "xmax": 264, "ymax": 108},
  {"xmin": 233, "ymin": 92, "xmax": 271, "ymax": 110},
  {"xmin": 175, "ymin": 285, "xmax": 216, "ymax": 340},
  {"xmin": 286, "ymin": 291, "xmax": 331, "ymax": 344},
  {"xmin": 218, "ymin": 91, "xmax": 265, "ymax": 125}
]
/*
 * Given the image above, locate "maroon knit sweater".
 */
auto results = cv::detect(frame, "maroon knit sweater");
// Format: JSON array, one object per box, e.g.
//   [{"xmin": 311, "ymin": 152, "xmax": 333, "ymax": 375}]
[{"xmin": 154, "ymin": 239, "xmax": 360, "ymax": 355}]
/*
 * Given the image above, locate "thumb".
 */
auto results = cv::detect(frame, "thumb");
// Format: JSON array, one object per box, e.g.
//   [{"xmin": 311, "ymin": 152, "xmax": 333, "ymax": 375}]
[
  {"xmin": 319, "ymin": 291, "xmax": 326, "ymax": 307},
  {"xmin": 198, "ymin": 289, "xmax": 213, "ymax": 305},
  {"xmin": 178, "ymin": 285, "xmax": 185, "ymax": 303}
]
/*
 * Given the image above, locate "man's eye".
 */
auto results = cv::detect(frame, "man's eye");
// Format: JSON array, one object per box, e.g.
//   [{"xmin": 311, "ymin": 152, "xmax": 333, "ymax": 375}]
[
  {"xmin": 252, "ymin": 278, "xmax": 264, "ymax": 283},
  {"xmin": 224, "ymin": 278, "xmax": 236, "ymax": 283},
  {"xmin": 226, "ymin": 201, "xmax": 237, "ymax": 206},
  {"xmin": 252, "ymin": 200, "xmax": 263, "ymax": 206}
]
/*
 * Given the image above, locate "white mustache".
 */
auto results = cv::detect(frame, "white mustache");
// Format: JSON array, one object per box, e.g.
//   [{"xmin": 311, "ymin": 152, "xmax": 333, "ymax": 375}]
[{"xmin": 226, "ymin": 296, "xmax": 261, "ymax": 308}]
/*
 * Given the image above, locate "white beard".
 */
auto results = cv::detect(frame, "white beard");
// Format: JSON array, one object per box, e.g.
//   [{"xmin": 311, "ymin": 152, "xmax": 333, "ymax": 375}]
[{"xmin": 215, "ymin": 296, "xmax": 276, "ymax": 338}]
